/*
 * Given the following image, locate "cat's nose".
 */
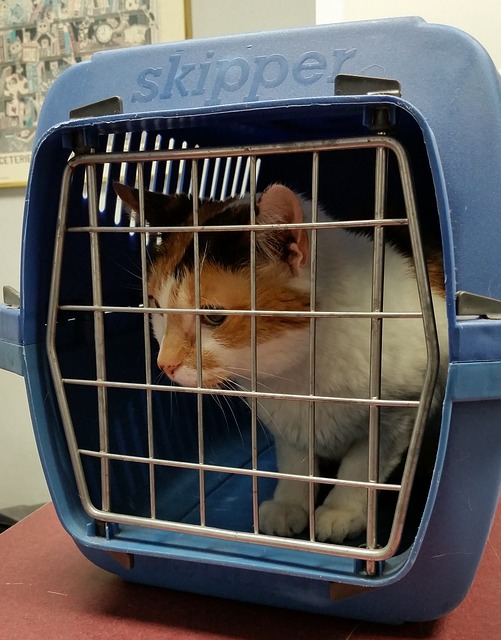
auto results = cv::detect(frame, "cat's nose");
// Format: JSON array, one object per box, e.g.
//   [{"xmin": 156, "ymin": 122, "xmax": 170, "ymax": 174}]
[{"xmin": 158, "ymin": 360, "xmax": 181, "ymax": 378}]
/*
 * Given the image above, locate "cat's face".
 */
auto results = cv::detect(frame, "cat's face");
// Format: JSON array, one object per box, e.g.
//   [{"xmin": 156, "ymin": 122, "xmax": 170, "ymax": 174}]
[{"xmin": 114, "ymin": 183, "xmax": 311, "ymax": 388}]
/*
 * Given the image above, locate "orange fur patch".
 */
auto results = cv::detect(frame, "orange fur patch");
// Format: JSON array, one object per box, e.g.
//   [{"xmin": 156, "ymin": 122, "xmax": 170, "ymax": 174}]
[
  {"xmin": 402, "ymin": 249, "xmax": 445, "ymax": 300},
  {"xmin": 157, "ymin": 261, "xmax": 310, "ymax": 354},
  {"xmin": 426, "ymin": 250, "xmax": 446, "ymax": 298}
]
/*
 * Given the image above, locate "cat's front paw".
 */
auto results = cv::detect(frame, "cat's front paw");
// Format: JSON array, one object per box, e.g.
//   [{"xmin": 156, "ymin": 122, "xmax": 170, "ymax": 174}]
[
  {"xmin": 315, "ymin": 504, "xmax": 367, "ymax": 543},
  {"xmin": 259, "ymin": 499, "xmax": 308, "ymax": 537}
]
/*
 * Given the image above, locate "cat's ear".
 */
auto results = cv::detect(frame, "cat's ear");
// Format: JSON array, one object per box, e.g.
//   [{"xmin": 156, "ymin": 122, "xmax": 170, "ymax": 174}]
[
  {"xmin": 113, "ymin": 183, "xmax": 192, "ymax": 227},
  {"xmin": 257, "ymin": 184, "xmax": 309, "ymax": 275}
]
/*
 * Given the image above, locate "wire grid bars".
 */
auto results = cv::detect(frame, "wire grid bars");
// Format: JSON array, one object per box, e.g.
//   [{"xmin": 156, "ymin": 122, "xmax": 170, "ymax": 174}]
[{"xmin": 46, "ymin": 133, "xmax": 440, "ymax": 574}]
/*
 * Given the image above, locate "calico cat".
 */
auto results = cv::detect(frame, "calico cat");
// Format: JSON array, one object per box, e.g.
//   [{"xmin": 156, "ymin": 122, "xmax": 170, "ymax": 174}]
[{"xmin": 114, "ymin": 182, "xmax": 448, "ymax": 543}]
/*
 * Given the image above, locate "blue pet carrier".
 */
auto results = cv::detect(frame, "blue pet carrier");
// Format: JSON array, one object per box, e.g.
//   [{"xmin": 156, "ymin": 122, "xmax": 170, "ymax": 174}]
[{"xmin": 1, "ymin": 17, "xmax": 500, "ymax": 623}]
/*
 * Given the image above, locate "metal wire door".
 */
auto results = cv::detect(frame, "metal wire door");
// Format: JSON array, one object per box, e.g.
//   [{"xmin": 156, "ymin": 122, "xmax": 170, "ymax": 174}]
[{"xmin": 46, "ymin": 132, "xmax": 440, "ymax": 575}]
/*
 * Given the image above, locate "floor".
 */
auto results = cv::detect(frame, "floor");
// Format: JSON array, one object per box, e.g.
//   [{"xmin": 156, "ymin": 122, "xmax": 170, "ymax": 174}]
[{"xmin": 0, "ymin": 502, "xmax": 499, "ymax": 639}]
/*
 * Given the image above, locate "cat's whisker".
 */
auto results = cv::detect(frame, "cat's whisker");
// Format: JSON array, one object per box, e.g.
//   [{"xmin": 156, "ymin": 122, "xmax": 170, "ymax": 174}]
[
  {"xmin": 219, "ymin": 389, "xmax": 246, "ymax": 447},
  {"xmin": 211, "ymin": 391, "xmax": 231, "ymax": 430},
  {"xmin": 201, "ymin": 374, "xmax": 246, "ymax": 446},
  {"xmin": 199, "ymin": 245, "xmax": 210, "ymax": 273},
  {"xmin": 220, "ymin": 375, "xmax": 248, "ymax": 392},
  {"xmin": 215, "ymin": 372, "xmax": 281, "ymax": 443},
  {"xmin": 219, "ymin": 370, "xmax": 276, "ymax": 398},
  {"xmin": 120, "ymin": 266, "xmax": 143, "ymax": 282},
  {"xmin": 227, "ymin": 365, "xmax": 299, "ymax": 388}
]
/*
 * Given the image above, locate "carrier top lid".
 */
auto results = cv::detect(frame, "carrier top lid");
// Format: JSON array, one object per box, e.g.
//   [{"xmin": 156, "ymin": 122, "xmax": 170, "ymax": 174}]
[{"xmin": 36, "ymin": 17, "xmax": 500, "ymax": 140}]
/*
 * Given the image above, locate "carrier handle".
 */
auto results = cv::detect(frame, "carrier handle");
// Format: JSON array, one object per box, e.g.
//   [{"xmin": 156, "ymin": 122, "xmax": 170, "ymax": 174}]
[
  {"xmin": 456, "ymin": 291, "xmax": 501, "ymax": 320},
  {"xmin": 0, "ymin": 287, "xmax": 23, "ymax": 376}
]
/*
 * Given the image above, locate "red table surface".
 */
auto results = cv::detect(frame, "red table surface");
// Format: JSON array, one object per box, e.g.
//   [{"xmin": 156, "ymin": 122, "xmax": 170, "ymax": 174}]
[{"xmin": 0, "ymin": 502, "xmax": 500, "ymax": 640}]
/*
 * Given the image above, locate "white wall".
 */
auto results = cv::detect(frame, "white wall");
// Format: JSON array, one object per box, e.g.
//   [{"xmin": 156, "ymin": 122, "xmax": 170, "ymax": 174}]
[
  {"xmin": 190, "ymin": 0, "xmax": 315, "ymax": 38},
  {"xmin": 0, "ymin": 189, "xmax": 49, "ymax": 509},
  {"xmin": 316, "ymin": 0, "xmax": 501, "ymax": 68}
]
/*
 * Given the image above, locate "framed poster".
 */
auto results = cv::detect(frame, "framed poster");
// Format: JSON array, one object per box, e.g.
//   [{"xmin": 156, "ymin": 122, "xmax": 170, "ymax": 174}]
[{"xmin": 0, "ymin": 0, "xmax": 189, "ymax": 187}]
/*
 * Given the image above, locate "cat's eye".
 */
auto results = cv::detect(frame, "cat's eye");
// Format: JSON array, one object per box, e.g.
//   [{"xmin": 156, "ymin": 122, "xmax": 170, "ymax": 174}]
[{"xmin": 201, "ymin": 306, "xmax": 226, "ymax": 327}]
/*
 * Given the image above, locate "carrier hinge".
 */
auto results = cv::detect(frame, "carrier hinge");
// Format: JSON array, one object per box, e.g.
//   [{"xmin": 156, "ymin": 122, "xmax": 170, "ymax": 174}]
[
  {"xmin": 3, "ymin": 286, "xmax": 20, "ymax": 309},
  {"xmin": 456, "ymin": 291, "xmax": 501, "ymax": 319},
  {"xmin": 68, "ymin": 97, "xmax": 123, "ymax": 153},
  {"xmin": 69, "ymin": 96, "xmax": 123, "ymax": 120},
  {"xmin": 335, "ymin": 74, "xmax": 401, "ymax": 134},
  {"xmin": 335, "ymin": 74, "xmax": 401, "ymax": 97}
]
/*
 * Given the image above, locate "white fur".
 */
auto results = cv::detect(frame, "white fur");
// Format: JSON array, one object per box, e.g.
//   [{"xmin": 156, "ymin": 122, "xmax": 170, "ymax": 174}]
[
  {"xmin": 152, "ymin": 196, "xmax": 448, "ymax": 543},
  {"xmin": 254, "ymin": 202, "xmax": 448, "ymax": 541}
]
